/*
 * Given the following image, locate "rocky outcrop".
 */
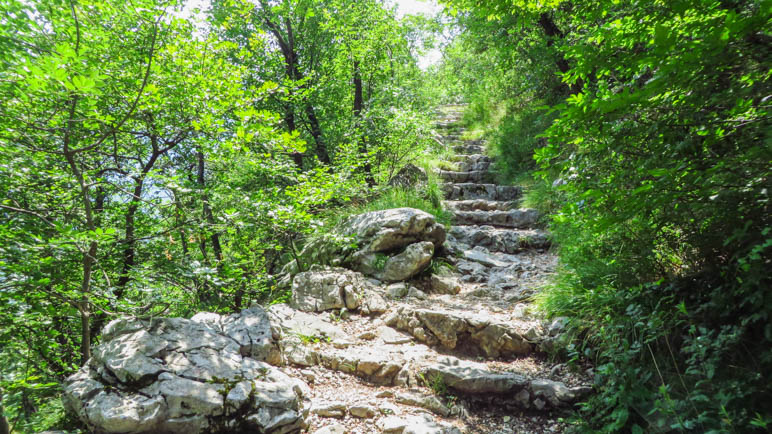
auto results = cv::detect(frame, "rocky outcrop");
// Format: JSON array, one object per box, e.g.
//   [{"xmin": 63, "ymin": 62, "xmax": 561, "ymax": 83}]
[
  {"xmin": 63, "ymin": 307, "xmax": 307, "ymax": 434},
  {"xmin": 344, "ymin": 207, "xmax": 446, "ymax": 254}
]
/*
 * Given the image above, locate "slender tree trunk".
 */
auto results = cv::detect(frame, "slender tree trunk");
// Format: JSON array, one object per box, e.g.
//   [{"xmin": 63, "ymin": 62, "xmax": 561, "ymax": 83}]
[
  {"xmin": 197, "ymin": 150, "xmax": 222, "ymax": 263},
  {"xmin": 116, "ymin": 145, "xmax": 161, "ymax": 296},
  {"xmin": 353, "ymin": 61, "xmax": 374, "ymax": 185},
  {"xmin": 304, "ymin": 105, "xmax": 330, "ymax": 164},
  {"xmin": 285, "ymin": 106, "xmax": 304, "ymax": 169}
]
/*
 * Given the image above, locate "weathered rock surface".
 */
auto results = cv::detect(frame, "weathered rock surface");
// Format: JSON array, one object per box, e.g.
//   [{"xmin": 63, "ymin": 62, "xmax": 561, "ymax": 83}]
[
  {"xmin": 449, "ymin": 225, "xmax": 550, "ymax": 254},
  {"xmin": 63, "ymin": 307, "xmax": 307, "ymax": 434},
  {"xmin": 428, "ymin": 275, "xmax": 461, "ymax": 295},
  {"xmin": 380, "ymin": 241, "xmax": 434, "ymax": 281},
  {"xmin": 421, "ymin": 356, "xmax": 585, "ymax": 408},
  {"xmin": 452, "ymin": 208, "xmax": 539, "ymax": 228},
  {"xmin": 344, "ymin": 208, "xmax": 446, "ymax": 253},
  {"xmin": 442, "ymin": 183, "xmax": 521, "ymax": 201},
  {"xmin": 384, "ymin": 306, "xmax": 532, "ymax": 358},
  {"xmin": 380, "ymin": 414, "xmax": 461, "ymax": 434},
  {"xmin": 289, "ymin": 267, "xmax": 387, "ymax": 315}
]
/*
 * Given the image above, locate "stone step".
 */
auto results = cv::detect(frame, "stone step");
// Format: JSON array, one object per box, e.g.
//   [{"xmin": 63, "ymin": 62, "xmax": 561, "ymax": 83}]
[
  {"xmin": 453, "ymin": 144, "xmax": 485, "ymax": 154},
  {"xmin": 452, "ymin": 208, "xmax": 540, "ymax": 228},
  {"xmin": 449, "ymin": 225, "xmax": 551, "ymax": 254},
  {"xmin": 449, "ymin": 153, "xmax": 490, "ymax": 163},
  {"xmin": 445, "ymin": 199, "xmax": 515, "ymax": 212},
  {"xmin": 436, "ymin": 169, "xmax": 494, "ymax": 183},
  {"xmin": 442, "ymin": 183, "xmax": 522, "ymax": 201},
  {"xmin": 454, "ymin": 159, "xmax": 492, "ymax": 172},
  {"xmin": 421, "ymin": 356, "xmax": 591, "ymax": 409},
  {"xmin": 384, "ymin": 305, "xmax": 534, "ymax": 359}
]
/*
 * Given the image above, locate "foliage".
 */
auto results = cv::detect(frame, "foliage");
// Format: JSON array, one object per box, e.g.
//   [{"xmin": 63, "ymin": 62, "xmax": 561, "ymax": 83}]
[
  {"xmin": 441, "ymin": 0, "xmax": 771, "ymax": 432},
  {"xmin": 0, "ymin": 0, "xmax": 443, "ymax": 430}
]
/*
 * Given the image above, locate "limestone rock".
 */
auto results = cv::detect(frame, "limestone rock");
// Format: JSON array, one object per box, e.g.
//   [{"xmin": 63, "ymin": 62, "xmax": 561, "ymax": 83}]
[
  {"xmin": 395, "ymin": 390, "xmax": 451, "ymax": 417},
  {"xmin": 64, "ymin": 308, "xmax": 306, "ymax": 434},
  {"xmin": 462, "ymin": 248, "xmax": 509, "ymax": 268},
  {"xmin": 381, "ymin": 241, "xmax": 434, "ymax": 281},
  {"xmin": 428, "ymin": 275, "xmax": 461, "ymax": 295},
  {"xmin": 385, "ymin": 306, "xmax": 532, "ymax": 358},
  {"xmin": 422, "ymin": 356, "xmax": 528, "ymax": 395},
  {"xmin": 344, "ymin": 208, "xmax": 446, "ymax": 253},
  {"xmin": 311, "ymin": 401, "xmax": 347, "ymax": 418},
  {"xmin": 291, "ymin": 267, "xmax": 370, "ymax": 312},
  {"xmin": 349, "ymin": 405, "xmax": 376, "ymax": 418},
  {"xmin": 267, "ymin": 303, "xmax": 347, "ymax": 342},
  {"xmin": 386, "ymin": 282, "xmax": 409, "ymax": 299},
  {"xmin": 380, "ymin": 414, "xmax": 460, "ymax": 434},
  {"xmin": 313, "ymin": 423, "xmax": 347, "ymax": 434}
]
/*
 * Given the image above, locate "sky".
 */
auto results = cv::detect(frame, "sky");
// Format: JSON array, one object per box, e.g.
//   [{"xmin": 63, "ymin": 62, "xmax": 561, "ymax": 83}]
[
  {"xmin": 179, "ymin": 0, "xmax": 445, "ymax": 68},
  {"xmin": 391, "ymin": 0, "xmax": 443, "ymax": 18},
  {"xmin": 391, "ymin": 0, "xmax": 444, "ymax": 68}
]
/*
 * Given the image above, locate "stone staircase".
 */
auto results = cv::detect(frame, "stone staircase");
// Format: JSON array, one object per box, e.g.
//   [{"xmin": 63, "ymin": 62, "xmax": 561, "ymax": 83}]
[{"xmin": 285, "ymin": 106, "xmax": 591, "ymax": 433}]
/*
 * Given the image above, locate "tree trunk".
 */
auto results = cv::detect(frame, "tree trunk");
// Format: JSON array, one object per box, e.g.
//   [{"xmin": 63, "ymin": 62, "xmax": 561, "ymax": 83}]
[
  {"xmin": 285, "ymin": 106, "xmax": 304, "ymax": 169},
  {"xmin": 304, "ymin": 104, "xmax": 331, "ymax": 165},
  {"xmin": 197, "ymin": 150, "xmax": 222, "ymax": 263},
  {"xmin": 353, "ymin": 61, "xmax": 374, "ymax": 185},
  {"xmin": 538, "ymin": 13, "xmax": 582, "ymax": 95}
]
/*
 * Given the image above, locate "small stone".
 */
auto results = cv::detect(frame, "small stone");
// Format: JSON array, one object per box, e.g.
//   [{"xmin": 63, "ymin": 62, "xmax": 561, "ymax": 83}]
[
  {"xmin": 358, "ymin": 330, "xmax": 377, "ymax": 340},
  {"xmin": 503, "ymin": 415, "xmax": 511, "ymax": 422},
  {"xmin": 407, "ymin": 287, "xmax": 428, "ymax": 300},
  {"xmin": 514, "ymin": 389, "xmax": 530, "ymax": 407},
  {"xmin": 386, "ymin": 283, "xmax": 408, "ymax": 299},
  {"xmin": 533, "ymin": 398, "xmax": 546, "ymax": 410},
  {"xmin": 379, "ymin": 326, "xmax": 413, "ymax": 345},
  {"xmin": 311, "ymin": 401, "xmax": 347, "ymax": 418},
  {"xmin": 349, "ymin": 405, "xmax": 376, "ymax": 418},
  {"xmin": 376, "ymin": 390, "xmax": 394, "ymax": 398},
  {"xmin": 429, "ymin": 275, "xmax": 461, "ymax": 295},
  {"xmin": 300, "ymin": 369, "xmax": 316, "ymax": 383},
  {"xmin": 332, "ymin": 339, "xmax": 354, "ymax": 349},
  {"xmin": 548, "ymin": 317, "xmax": 569, "ymax": 336},
  {"xmin": 512, "ymin": 303, "xmax": 528, "ymax": 318},
  {"xmin": 379, "ymin": 403, "xmax": 399, "ymax": 415}
]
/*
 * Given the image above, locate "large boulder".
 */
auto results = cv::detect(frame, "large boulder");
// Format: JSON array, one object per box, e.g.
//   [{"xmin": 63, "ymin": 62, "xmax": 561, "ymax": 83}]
[
  {"xmin": 289, "ymin": 267, "xmax": 388, "ymax": 314},
  {"xmin": 280, "ymin": 208, "xmax": 445, "ymax": 284},
  {"xmin": 63, "ymin": 307, "xmax": 308, "ymax": 434},
  {"xmin": 344, "ymin": 208, "xmax": 445, "ymax": 253}
]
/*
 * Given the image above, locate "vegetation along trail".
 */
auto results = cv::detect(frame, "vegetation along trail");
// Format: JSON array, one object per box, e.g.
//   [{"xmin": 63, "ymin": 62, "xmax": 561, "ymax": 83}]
[{"xmin": 0, "ymin": 0, "xmax": 769, "ymax": 433}]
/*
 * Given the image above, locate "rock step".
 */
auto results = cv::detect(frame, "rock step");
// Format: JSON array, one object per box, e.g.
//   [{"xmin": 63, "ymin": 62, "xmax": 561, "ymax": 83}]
[
  {"xmin": 442, "ymin": 183, "xmax": 522, "ymax": 201},
  {"xmin": 436, "ymin": 169, "xmax": 494, "ymax": 183},
  {"xmin": 453, "ymin": 159, "xmax": 492, "ymax": 172},
  {"xmin": 384, "ymin": 305, "xmax": 534, "ymax": 358},
  {"xmin": 445, "ymin": 199, "xmax": 516, "ymax": 211},
  {"xmin": 453, "ymin": 144, "xmax": 485, "ymax": 154},
  {"xmin": 449, "ymin": 225, "xmax": 551, "ymax": 254},
  {"xmin": 452, "ymin": 208, "xmax": 540, "ymax": 228},
  {"xmin": 291, "ymin": 332, "xmax": 587, "ymax": 412},
  {"xmin": 449, "ymin": 153, "xmax": 490, "ymax": 163}
]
